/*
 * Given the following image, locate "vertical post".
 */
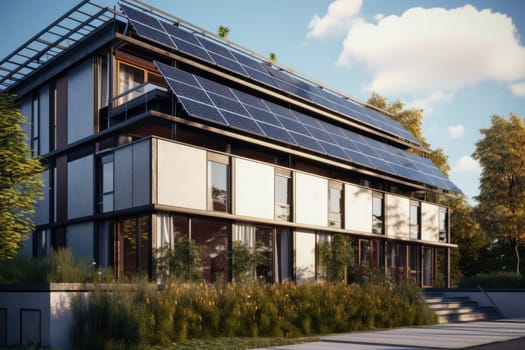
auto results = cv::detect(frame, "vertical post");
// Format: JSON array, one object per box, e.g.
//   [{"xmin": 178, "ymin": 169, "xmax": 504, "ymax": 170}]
[{"xmin": 446, "ymin": 247, "xmax": 451, "ymax": 288}]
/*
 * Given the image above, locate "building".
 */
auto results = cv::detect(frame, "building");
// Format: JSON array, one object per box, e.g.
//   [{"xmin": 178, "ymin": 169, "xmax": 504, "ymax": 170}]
[{"xmin": 1, "ymin": 0, "xmax": 460, "ymax": 288}]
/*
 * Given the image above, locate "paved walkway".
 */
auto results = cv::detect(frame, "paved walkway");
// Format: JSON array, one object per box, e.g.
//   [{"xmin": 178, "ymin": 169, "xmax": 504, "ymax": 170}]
[{"xmin": 256, "ymin": 319, "xmax": 525, "ymax": 349}]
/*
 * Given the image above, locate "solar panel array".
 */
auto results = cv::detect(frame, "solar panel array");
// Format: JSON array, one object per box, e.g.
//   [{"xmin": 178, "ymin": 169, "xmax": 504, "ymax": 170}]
[
  {"xmin": 155, "ymin": 62, "xmax": 460, "ymax": 192},
  {"xmin": 120, "ymin": 5, "xmax": 419, "ymax": 145}
]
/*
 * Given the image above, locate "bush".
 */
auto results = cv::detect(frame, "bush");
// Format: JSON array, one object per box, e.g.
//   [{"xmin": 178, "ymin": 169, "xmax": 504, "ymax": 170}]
[
  {"xmin": 459, "ymin": 272, "xmax": 525, "ymax": 288},
  {"xmin": 71, "ymin": 280, "xmax": 435, "ymax": 349},
  {"xmin": 0, "ymin": 248, "xmax": 113, "ymax": 284}
]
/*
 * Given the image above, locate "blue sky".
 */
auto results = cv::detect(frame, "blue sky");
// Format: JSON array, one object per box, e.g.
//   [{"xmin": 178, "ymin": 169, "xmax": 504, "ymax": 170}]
[{"xmin": 1, "ymin": 0, "xmax": 524, "ymax": 202}]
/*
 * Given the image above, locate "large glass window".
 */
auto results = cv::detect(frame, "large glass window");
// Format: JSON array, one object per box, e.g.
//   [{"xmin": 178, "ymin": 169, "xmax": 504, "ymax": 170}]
[
  {"xmin": 422, "ymin": 246, "xmax": 434, "ymax": 287},
  {"xmin": 372, "ymin": 193, "xmax": 384, "ymax": 234},
  {"xmin": 207, "ymin": 156, "xmax": 230, "ymax": 212},
  {"xmin": 439, "ymin": 208, "xmax": 448, "ymax": 242},
  {"xmin": 191, "ymin": 218, "xmax": 229, "ymax": 283},
  {"xmin": 359, "ymin": 239, "xmax": 381, "ymax": 269},
  {"xmin": 275, "ymin": 228, "xmax": 292, "ymax": 283},
  {"xmin": 118, "ymin": 62, "xmax": 145, "ymax": 103},
  {"xmin": 328, "ymin": 183, "xmax": 343, "ymax": 228},
  {"xmin": 116, "ymin": 60, "xmax": 165, "ymax": 106},
  {"xmin": 275, "ymin": 170, "xmax": 292, "ymax": 221},
  {"xmin": 409, "ymin": 201, "xmax": 420, "ymax": 239},
  {"xmin": 118, "ymin": 215, "xmax": 151, "ymax": 278}
]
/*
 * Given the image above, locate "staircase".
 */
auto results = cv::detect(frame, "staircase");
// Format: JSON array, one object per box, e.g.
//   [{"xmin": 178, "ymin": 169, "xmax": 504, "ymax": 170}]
[{"xmin": 423, "ymin": 290, "xmax": 501, "ymax": 323}]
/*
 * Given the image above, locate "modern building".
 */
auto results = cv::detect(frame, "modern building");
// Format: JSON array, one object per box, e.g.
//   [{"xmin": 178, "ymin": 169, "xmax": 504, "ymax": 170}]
[{"xmin": 1, "ymin": 0, "xmax": 460, "ymax": 288}]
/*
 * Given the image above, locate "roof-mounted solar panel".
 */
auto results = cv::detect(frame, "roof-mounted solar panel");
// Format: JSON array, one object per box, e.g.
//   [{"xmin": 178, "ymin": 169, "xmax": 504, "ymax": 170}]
[
  {"xmin": 154, "ymin": 61, "xmax": 461, "ymax": 192},
  {"xmin": 120, "ymin": 4, "xmax": 421, "ymax": 146}
]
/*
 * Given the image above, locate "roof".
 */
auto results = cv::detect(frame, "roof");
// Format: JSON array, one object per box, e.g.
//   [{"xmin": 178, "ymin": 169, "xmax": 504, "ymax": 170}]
[{"xmin": 0, "ymin": 0, "xmax": 118, "ymax": 91}]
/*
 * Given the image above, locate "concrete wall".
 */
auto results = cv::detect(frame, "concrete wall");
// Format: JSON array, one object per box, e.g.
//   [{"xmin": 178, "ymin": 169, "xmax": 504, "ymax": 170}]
[{"xmin": 442, "ymin": 290, "xmax": 525, "ymax": 319}]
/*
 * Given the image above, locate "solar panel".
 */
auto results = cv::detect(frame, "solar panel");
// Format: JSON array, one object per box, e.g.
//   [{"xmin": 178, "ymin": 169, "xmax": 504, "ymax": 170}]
[
  {"xmin": 154, "ymin": 61, "xmax": 460, "ymax": 192},
  {"xmin": 121, "ymin": 4, "xmax": 422, "ymax": 145}
]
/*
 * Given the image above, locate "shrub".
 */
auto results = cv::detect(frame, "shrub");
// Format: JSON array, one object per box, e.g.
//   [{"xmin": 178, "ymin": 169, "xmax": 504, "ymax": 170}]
[
  {"xmin": 71, "ymin": 279, "xmax": 435, "ymax": 349},
  {"xmin": 459, "ymin": 272, "xmax": 525, "ymax": 288},
  {"xmin": 0, "ymin": 248, "xmax": 113, "ymax": 284}
]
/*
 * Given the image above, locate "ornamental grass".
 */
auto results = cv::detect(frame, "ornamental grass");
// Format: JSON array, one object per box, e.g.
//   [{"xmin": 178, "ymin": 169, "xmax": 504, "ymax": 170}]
[{"xmin": 71, "ymin": 279, "xmax": 436, "ymax": 350}]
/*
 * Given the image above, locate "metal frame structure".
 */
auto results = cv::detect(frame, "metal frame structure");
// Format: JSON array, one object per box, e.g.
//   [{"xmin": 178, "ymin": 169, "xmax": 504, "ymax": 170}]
[{"xmin": 0, "ymin": 0, "xmax": 120, "ymax": 91}]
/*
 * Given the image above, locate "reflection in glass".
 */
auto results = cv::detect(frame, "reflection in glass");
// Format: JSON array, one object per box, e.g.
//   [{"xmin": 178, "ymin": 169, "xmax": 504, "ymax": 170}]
[
  {"xmin": 372, "ymin": 195, "xmax": 384, "ymax": 234},
  {"xmin": 275, "ymin": 175, "xmax": 291, "ymax": 221},
  {"xmin": 409, "ymin": 203, "xmax": 420, "ymax": 239},
  {"xmin": 328, "ymin": 187, "xmax": 342, "ymax": 227},
  {"xmin": 191, "ymin": 218, "xmax": 228, "ymax": 282},
  {"xmin": 208, "ymin": 161, "xmax": 229, "ymax": 212},
  {"xmin": 255, "ymin": 226, "xmax": 273, "ymax": 282}
]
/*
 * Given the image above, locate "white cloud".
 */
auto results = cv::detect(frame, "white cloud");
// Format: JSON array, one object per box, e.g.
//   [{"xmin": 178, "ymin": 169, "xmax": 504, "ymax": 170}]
[
  {"xmin": 336, "ymin": 5, "xmax": 525, "ymax": 102},
  {"xmin": 307, "ymin": 0, "xmax": 362, "ymax": 39},
  {"xmin": 447, "ymin": 124, "xmax": 465, "ymax": 139},
  {"xmin": 509, "ymin": 81, "xmax": 525, "ymax": 97},
  {"xmin": 373, "ymin": 14, "xmax": 384, "ymax": 22},
  {"xmin": 451, "ymin": 156, "xmax": 481, "ymax": 174}
]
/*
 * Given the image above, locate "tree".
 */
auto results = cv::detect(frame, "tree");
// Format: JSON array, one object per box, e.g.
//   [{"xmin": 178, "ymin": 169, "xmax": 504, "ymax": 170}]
[
  {"xmin": 318, "ymin": 234, "xmax": 354, "ymax": 282},
  {"xmin": 217, "ymin": 25, "xmax": 230, "ymax": 39},
  {"xmin": 472, "ymin": 114, "xmax": 525, "ymax": 275},
  {"xmin": 0, "ymin": 94, "xmax": 44, "ymax": 260},
  {"xmin": 269, "ymin": 52, "xmax": 277, "ymax": 62},
  {"xmin": 156, "ymin": 236, "xmax": 202, "ymax": 281},
  {"xmin": 445, "ymin": 196, "xmax": 488, "ymax": 284},
  {"xmin": 367, "ymin": 92, "xmax": 450, "ymax": 175}
]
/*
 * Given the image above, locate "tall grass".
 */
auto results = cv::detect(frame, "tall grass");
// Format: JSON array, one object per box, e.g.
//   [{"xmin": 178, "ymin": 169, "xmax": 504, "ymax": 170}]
[
  {"xmin": 0, "ymin": 248, "xmax": 113, "ymax": 284},
  {"xmin": 71, "ymin": 279, "xmax": 436, "ymax": 350}
]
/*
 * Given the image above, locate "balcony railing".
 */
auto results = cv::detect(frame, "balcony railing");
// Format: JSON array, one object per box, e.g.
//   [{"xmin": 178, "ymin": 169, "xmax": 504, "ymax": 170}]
[{"xmin": 101, "ymin": 82, "xmax": 168, "ymax": 129}]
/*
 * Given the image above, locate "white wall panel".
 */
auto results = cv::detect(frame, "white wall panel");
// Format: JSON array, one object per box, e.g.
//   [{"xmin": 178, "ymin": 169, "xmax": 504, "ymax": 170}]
[
  {"xmin": 234, "ymin": 158, "xmax": 274, "ymax": 219},
  {"xmin": 295, "ymin": 230, "xmax": 316, "ymax": 282},
  {"xmin": 67, "ymin": 155, "xmax": 93, "ymax": 219},
  {"xmin": 295, "ymin": 173, "xmax": 328, "ymax": 226},
  {"xmin": 67, "ymin": 59, "xmax": 94, "ymax": 143},
  {"xmin": 421, "ymin": 202, "xmax": 440, "ymax": 241},
  {"xmin": 386, "ymin": 194, "xmax": 410, "ymax": 238},
  {"xmin": 114, "ymin": 146, "xmax": 132, "ymax": 210},
  {"xmin": 157, "ymin": 140, "xmax": 207, "ymax": 210},
  {"xmin": 35, "ymin": 170, "xmax": 50, "ymax": 225},
  {"xmin": 67, "ymin": 222, "xmax": 94, "ymax": 258},
  {"xmin": 345, "ymin": 184, "xmax": 372, "ymax": 232}
]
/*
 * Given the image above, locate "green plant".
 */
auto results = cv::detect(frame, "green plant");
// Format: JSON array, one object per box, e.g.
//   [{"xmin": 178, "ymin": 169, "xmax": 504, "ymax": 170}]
[
  {"xmin": 318, "ymin": 234, "xmax": 354, "ymax": 282},
  {"xmin": 156, "ymin": 237, "xmax": 202, "ymax": 282},
  {"xmin": 0, "ymin": 248, "xmax": 113, "ymax": 284}
]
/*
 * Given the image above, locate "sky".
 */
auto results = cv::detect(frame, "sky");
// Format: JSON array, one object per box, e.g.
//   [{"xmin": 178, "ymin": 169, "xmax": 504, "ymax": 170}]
[{"xmin": 1, "ymin": 0, "xmax": 524, "ymax": 203}]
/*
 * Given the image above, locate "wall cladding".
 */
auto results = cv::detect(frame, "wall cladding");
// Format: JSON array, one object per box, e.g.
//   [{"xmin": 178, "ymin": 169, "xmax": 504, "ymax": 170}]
[
  {"xmin": 386, "ymin": 194, "xmax": 410, "ymax": 238},
  {"xmin": 234, "ymin": 158, "xmax": 274, "ymax": 219},
  {"xmin": 67, "ymin": 155, "xmax": 93, "ymax": 219},
  {"xmin": 67, "ymin": 59, "xmax": 94, "ymax": 144},
  {"xmin": 295, "ymin": 172, "xmax": 328, "ymax": 226},
  {"xmin": 344, "ymin": 184, "xmax": 372, "ymax": 233},
  {"xmin": 156, "ymin": 140, "xmax": 206, "ymax": 210}
]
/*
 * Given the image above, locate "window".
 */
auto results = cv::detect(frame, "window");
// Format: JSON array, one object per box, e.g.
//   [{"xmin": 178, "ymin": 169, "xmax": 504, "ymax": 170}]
[
  {"xmin": 116, "ymin": 60, "xmax": 165, "ymax": 106},
  {"xmin": 100, "ymin": 155, "xmax": 114, "ymax": 213},
  {"xmin": 422, "ymin": 246, "xmax": 434, "ymax": 287},
  {"xmin": 275, "ymin": 169, "xmax": 292, "ymax": 221},
  {"xmin": 207, "ymin": 154, "xmax": 230, "ymax": 212},
  {"xmin": 439, "ymin": 208, "xmax": 448, "ymax": 242},
  {"xmin": 255, "ymin": 226, "xmax": 273, "ymax": 283},
  {"xmin": 409, "ymin": 201, "xmax": 420, "ymax": 239},
  {"xmin": 372, "ymin": 193, "xmax": 384, "ymax": 234},
  {"xmin": 31, "ymin": 95, "xmax": 39, "ymax": 155},
  {"xmin": 117, "ymin": 215, "xmax": 151, "ymax": 277},
  {"xmin": 191, "ymin": 218, "xmax": 229, "ymax": 283},
  {"xmin": 328, "ymin": 182, "xmax": 343, "ymax": 228}
]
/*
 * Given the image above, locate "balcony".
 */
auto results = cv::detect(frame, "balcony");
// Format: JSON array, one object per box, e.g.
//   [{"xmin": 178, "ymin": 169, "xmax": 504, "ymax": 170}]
[{"xmin": 99, "ymin": 82, "xmax": 169, "ymax": 130}]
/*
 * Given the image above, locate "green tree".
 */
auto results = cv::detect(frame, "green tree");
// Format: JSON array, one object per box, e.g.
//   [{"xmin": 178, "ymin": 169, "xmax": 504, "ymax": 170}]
[
  {"xmin": 318, "ymin": 234, "xmax": 354, "ymax": 282},
  {"xmin": 156, "ymin": 236, "xmax": 202, "ymax": 281},
  {"xmin": 445, "ymin": 196, "xmax": 488, "ymax": 284},
  {"xmin": 473, "ymin": 114, "xmax": 525, "ymax": 275},
  {"xmin": 217, "ymin": 25, "xmax": 230, "ymax": 39},
  {"xmin": 269, "ymin": 52, "xmax": 277, "ymax": 62},
  {"xmin": 0, "ymin": 94, "xmax": 44, "ymax": 260},
  {"xmin": 367, "ymin": 92, "xmax": 450, "ymax": 175}
]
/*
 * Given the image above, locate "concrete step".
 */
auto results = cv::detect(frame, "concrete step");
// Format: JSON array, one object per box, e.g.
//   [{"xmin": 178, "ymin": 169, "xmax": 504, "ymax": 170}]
[{"xmin": 422, "ymin": 290, "xmax": 501, "ymax": 324}]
